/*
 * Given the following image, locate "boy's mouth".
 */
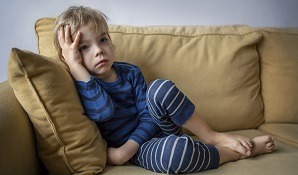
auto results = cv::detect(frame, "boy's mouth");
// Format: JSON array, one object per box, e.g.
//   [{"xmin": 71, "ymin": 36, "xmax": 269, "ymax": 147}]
[{"xmin": 96, "ymin": 59, "xmax": 108, "ymax": 67}]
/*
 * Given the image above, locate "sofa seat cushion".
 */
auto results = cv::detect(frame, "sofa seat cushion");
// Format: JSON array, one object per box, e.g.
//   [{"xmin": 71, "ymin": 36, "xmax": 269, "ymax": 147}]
[
  {"xmin": 258, "ymin": 123, "xmax": 298, "ymax": 148},
  {"xmin": 258, "ymin": 28, "xmax": 298, "ymax": 123},
  {"xmin": 8, "ymin": 49, "xmax": 107, "ymax": 175},
  {"xmin": 103, "ymin": 129, "xmax": 298, "ymax": 175}
]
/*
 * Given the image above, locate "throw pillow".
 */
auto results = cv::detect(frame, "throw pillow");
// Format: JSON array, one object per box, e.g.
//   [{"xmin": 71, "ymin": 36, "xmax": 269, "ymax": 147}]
[{"xmin": 8, "ymin": 48, "xmax": 106, "ymax": 175}]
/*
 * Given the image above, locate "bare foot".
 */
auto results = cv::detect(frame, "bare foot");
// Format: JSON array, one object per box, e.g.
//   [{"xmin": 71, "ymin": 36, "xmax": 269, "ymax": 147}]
[
  {"xmin": 240, "ymin": 135, "xmax": 275, "ymax": 159},
  {"xmin": 216, "ymin": 133, "xmax": 253, "ymax": 156}
]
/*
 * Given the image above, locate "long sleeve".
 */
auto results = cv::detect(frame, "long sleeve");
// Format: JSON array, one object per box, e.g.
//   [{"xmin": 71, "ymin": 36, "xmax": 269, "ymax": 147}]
[
  {"xmin": 74, "ymin": 63, "xmax": 160, "ymax": 148},
  {"xmin": 128, "ymin": 67, "xmax": 160, "ymax": 145},
  {"xmin": 75, "ymin": 76, "xmax": 115, "ymax": 122}
]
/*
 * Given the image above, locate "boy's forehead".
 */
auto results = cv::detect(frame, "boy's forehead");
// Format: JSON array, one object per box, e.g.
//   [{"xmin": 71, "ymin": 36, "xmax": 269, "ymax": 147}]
[
  {"xmin": 78, "ymin": 23, "xmax": 107, "ymax": 34},
  {"xmin": 76, "ymin": 24, "xmax": 108, "ymax": 42}
]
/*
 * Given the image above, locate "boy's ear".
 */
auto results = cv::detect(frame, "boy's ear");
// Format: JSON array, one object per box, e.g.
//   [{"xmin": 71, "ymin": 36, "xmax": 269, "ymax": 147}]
[
  {"xmin": 59, "ymin": 56, "xmax": 71, "ymax": 71},
  {"xmin": 60, "ymin": 55, "xmax": 66, "ymax": 62}
]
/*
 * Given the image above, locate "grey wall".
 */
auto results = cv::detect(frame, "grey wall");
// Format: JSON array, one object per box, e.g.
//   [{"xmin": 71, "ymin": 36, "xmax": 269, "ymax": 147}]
[{"xmin": 1, "ymin": 0, "xmax": 298, "ymax": 82}]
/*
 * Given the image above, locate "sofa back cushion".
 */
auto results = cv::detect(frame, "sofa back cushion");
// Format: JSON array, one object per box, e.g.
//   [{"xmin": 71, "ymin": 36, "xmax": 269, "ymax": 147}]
[
  {"xmin": 258, "ymin": 28, "xmax": 298, "ymax": 123},
  {"xmin": 35, "ymin": 18, "xmax": 263, "ymax": 132}
]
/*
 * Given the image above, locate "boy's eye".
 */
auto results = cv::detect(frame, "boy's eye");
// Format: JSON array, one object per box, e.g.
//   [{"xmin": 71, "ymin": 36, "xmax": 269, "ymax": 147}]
[
  {"xmin": 79, "ymin": 45, "xmax": 89, "ymax": 51},
  {"xmin": 100, "ymin": 37, "xmax": 109, "ymax": 44}
]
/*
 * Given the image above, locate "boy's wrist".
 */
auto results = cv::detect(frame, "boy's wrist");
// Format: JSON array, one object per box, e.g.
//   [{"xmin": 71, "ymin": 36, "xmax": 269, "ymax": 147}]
[
  {"xmin": 121, "ymin": 140, "xmax": 140, "ymax": 160},
  {"xmin": 68, "ymin": 63, "xmax": 91, "ymax": 82},
  {"xmin": 68, "ymin": 62, "xmax": 83, "ymax": 70},
  {"xmin": 107, "ymin": 140, "xmax": 140, "ymax": 165},
  {"xmin": 122, "ymin": 139, "xmax": 140, "ymax": 153}
]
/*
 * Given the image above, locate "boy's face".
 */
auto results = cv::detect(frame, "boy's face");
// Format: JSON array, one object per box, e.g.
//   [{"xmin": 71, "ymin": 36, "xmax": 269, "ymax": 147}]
[{"xmin": 76, "ymin": 24, "xmax": 115, "ymax": 79}]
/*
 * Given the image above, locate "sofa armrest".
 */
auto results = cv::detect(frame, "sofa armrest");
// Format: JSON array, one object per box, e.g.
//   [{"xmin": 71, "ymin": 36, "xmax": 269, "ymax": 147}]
[{"xmin": 0, "ymin": 81, "xmax": 42, "ymax": 174}]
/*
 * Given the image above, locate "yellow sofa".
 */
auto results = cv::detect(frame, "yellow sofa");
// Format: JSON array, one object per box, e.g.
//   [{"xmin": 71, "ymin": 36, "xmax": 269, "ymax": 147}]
[{"xmin": 1, "ymin": 18, "xmax": 298, "ymax": 175}]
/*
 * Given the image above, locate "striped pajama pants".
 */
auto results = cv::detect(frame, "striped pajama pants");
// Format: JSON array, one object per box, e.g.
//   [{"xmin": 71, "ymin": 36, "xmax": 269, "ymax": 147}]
[{"xmin": 130, "ymin": 79, "xmax": 219, "ymax": 174}]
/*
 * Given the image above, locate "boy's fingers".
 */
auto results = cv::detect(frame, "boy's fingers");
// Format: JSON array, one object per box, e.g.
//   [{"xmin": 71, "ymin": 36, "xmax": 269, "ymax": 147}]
[
  {"xmin": 58, "ymin": 26, "xmax": 65, "ymax": 44},
  {"xmin": 246, "ymin": 138, "xmax": 253, "ymax": 148},
  {"xmin": 73, "ymin": 31, "xmax": 81, "ymax": 48},
  {"xmin": 65, "ymin": 25, "xmax": 71, "ymax": 44},
  {"xmin": 243, "ymin": 139, "xmax": 253, "ymax": 150}
]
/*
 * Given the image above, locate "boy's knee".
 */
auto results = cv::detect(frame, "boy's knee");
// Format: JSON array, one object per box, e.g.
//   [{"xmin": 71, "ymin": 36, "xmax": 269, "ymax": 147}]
[{"xmin": 147, "ymin": 79, "xmax": 176, "ymax": 103}]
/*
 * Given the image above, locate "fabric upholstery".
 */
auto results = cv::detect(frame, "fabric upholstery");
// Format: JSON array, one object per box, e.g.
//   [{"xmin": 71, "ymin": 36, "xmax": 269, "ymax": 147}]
[
  {"xmin": 258, "ymin": 123, "xmax": 298, "ymax": 148},
  {"xmin": 110, "ymin": 25, "xmax": 264, "ymax": 132},
  {"xmin": 35, "ymin": 18, "xmax": 59, "ymax": 60},
  {"xmin": 102, "ymin": 130, "xmax": 298, "ymax": 175},
  {"xmin": 0, "ymin": 81, "xmax": 41, "ymax": 175},
  {"xmin": 35, "ymin": 18, "xmax": 264, "ymax": 132},
  {"xmin": 258, "ymin": 28, "xmax": 298, "ymax": 123},
  {"xmin": 0, "ymin": 17, "xmax": 295, "ymax": 175},
  {"xmin": 8, "ymin": 48, "xmax": 106, "ymax": 175}
]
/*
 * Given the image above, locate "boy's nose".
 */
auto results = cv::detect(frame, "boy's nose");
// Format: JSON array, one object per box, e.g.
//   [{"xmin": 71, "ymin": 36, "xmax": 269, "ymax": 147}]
[{"xmin": 94, "ymin": 45, "xmax": 104, "ymax": 57}]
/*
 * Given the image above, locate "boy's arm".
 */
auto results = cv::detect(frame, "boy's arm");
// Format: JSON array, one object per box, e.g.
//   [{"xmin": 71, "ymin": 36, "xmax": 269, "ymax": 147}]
[
  {"xmin": 107, "ymin": 139, "xmax": 140, "ymax": 165},
  {"xmin": 58, "ymin": 25, "xmax": 90, "ymax": 82},
  {"xmin": 59, "ymin": 25, "xmax": 114, "ymax": 121},
  {"xmin": 75, "ymin": 77, "xmax": 115, "ymax": 121},
  {"xmin": 129, "ymin": 67, "xmax": 160, "ymax": 145}
]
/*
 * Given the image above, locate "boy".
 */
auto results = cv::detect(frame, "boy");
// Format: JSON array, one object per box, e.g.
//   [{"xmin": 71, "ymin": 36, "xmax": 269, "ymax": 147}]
[{"xmin": 54, "ymin": 6, "xmax": 275, "ymax": 174}]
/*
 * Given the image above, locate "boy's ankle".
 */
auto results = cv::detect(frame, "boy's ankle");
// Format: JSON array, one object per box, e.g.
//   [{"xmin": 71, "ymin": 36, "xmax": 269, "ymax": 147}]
[{"xmin": 206, "ymin": 132, "xmax": 223, "ymax": 146}]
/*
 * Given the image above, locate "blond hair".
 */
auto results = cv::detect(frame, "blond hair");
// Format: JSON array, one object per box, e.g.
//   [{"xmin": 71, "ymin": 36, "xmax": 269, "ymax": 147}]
[{"xmin": 54, "ymin": 6, "xmax": 110, "ymax": 59}]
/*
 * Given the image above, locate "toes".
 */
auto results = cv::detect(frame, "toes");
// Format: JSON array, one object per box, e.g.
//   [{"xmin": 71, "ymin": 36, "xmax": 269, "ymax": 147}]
[
  {"xmin": 259, "ymin": 135, "xmax": 275, "ymax": 145},
  {"xmin": 267, "ymin": 141, "xmax": 274, "ymax": 147},
  {"xmin": 266, "ymin": 135, "xmax": 275, "ymax": 142},
  {"xmin": 266, "ymin": 140, "xmax": 275, "ymax": 153},
  {"xmin": 267, "ymin": 146, "xmax": 274, "ymax": 153},
  {"xmin": 268, "ymin": 142, "xmax": 275, "ymax": 150},
  {"xmin": 266, "ymin": 136, "xmax": 275, "ymax": 147}
]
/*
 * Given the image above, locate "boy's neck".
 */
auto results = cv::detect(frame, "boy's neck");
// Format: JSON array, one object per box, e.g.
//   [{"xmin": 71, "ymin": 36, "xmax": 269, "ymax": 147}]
[{"xmin": 96, "ymin": 67, "xmax": 117, "ymax": 83}]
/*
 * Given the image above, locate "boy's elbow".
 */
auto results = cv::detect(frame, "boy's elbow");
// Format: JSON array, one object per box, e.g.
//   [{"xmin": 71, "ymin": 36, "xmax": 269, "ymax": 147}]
[
  {"xmin": 109, "ymin": 157, "xmax": 126, "ymax": 166},
  {"xmin": 87, "ymin": 103, "xmax": 115, "ymax": 122}
]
